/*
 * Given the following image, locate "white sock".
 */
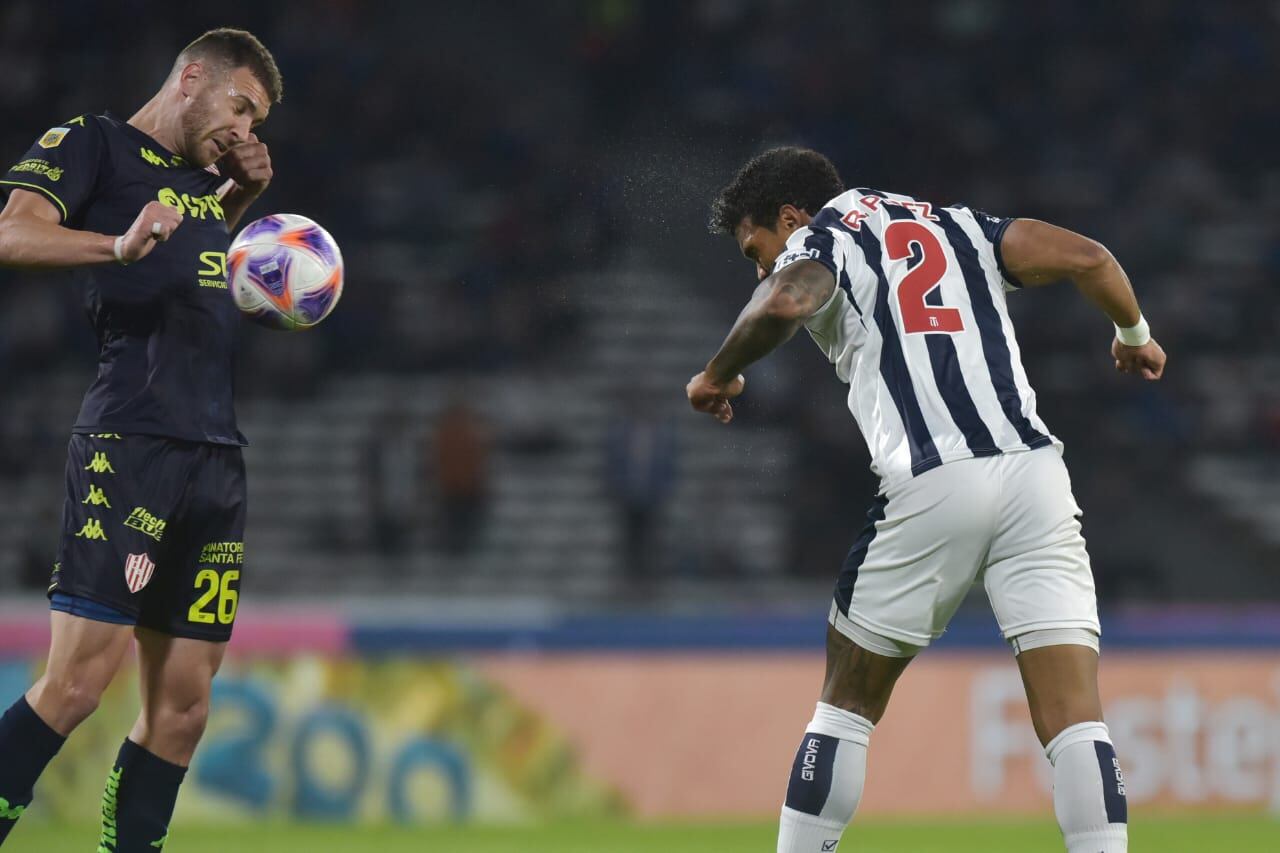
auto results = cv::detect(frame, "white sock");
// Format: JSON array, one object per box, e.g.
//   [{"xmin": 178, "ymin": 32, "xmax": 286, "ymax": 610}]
[
  {"xmin": 777, "ymin": 702, "xmax": 873, "ymax": 853},
  {"xmin": 1045, "ymin": 721, "xmax": 1128, "ymax": 853}
]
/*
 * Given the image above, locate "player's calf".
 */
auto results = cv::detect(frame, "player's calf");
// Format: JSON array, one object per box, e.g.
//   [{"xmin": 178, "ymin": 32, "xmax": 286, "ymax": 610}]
[{"xmin": 1014, "ymin": 633, "xmax": 1128, "ymax": 852}]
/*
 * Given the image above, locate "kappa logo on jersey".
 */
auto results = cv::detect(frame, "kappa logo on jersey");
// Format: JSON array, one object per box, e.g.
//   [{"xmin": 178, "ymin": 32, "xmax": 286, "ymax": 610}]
[
  {"xmin": 124, "ymin": 552, "xmax": 156, "ymax": 594},
  {"xmin": 38, "ymin": 127, "xmax": 69, "ymax": 149},
  {"xmin": 85, "ymin": 452, "xmax": 115, "ymax": 474},
  {"xmin": 76, "ymin": 519, "xmax": 108, "ymax": 541}
]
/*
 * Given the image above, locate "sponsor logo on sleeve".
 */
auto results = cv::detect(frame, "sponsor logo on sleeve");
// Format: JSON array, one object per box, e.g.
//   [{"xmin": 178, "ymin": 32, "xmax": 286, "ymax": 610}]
[
  {"xmin": 773, "ymin": 247, "xmax": 820, "ymax": 272},
  {"xmin": 9, "ymin": 159, "xmax": 63, "ymax": 181}
]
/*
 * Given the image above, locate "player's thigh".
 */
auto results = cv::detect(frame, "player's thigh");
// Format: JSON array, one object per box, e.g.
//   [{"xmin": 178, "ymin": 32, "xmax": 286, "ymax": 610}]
[
  {"xmin": 820, "ymin": 624, "xmax": 913, "ymax": 724},
  {"xmin": 134, "ymin": 627, "xmax": 227, "ymax": 713},
  {"xmin": 34, "ymin": 611, "xmax": 134, "ymax": 709},
  {"xmin": 1014, "ymin": 638, "xmax": 1103, "ymax": 747},
  {"xmin": 832, "ymin": 459, "xmax": 998, "ymax": 651},
  {"xmin": 984, "ymin": 448, "xmax": 1099, "ymax": 642},
  {"xmin": 137, "ymin": 445, "xmax": 246, "ymax": 642}
]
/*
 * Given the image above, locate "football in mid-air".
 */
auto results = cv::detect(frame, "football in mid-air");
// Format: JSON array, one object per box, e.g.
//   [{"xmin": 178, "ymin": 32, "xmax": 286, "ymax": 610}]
[{"xmin": 228, "ymin": 213, "xmax": 343, "ymax": 330}]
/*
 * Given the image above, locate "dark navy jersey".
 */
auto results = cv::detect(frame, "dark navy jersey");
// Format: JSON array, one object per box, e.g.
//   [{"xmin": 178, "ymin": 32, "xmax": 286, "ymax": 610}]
[{"xmin": 2, "ymin": 113, "xmax": 246, "ymax": 445}]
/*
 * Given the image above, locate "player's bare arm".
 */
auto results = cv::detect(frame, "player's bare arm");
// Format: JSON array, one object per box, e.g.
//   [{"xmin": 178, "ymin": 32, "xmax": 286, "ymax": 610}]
[
  {"xmin": 0, "ymin": 191, "xmax": 182, "ymax": 269},
  {"xmin": 688, "ymin": 258, "xmax": 835, "ymax": 424},
  {"xmin": 1001, "ymin": 218, "xmax": 1166, "ymax": 381},
  {"xmin": 216, "ymin": 132, "xmax": 273, "ymax": 229}
]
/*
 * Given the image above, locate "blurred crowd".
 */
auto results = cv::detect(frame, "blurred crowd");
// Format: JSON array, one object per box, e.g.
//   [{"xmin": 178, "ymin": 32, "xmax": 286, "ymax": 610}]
[{"xmin": 1, "ymin": 1, "xmax": 1276, "ymax": 598}]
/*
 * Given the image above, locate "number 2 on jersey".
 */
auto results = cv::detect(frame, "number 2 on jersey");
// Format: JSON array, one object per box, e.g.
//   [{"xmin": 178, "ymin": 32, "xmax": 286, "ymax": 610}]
[{"xmin": 885, "ymin": 220, "xmax": 965, "ymax": 334}]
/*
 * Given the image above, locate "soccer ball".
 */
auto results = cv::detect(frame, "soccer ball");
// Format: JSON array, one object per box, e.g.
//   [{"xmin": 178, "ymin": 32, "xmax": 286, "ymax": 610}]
[{"xmin": 228, "ymin": 213, "xmax": 344, "ymax": 330}]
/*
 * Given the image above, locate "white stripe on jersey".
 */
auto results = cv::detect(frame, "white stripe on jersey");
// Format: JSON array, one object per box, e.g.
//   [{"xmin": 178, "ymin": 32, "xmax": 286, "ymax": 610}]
[{"xmin": 776, "ymin": 187, "xmax": 1059, "ymax": 485}]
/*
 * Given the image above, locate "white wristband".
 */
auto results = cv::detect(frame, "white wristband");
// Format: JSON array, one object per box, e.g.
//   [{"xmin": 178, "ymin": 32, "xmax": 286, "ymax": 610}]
[
  {"xmin": 1114, "ymin": 314, "xmax": 1150, "ymax": 347},
  {"xmin": 112, "ymin": 235, "xmax": 129, "ymax": 265}
]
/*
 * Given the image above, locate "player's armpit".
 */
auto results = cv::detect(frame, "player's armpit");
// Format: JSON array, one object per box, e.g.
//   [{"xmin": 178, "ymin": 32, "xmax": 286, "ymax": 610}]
[
  {"xmin": 763, "ymin": 258, "xmax": 836, "ymax": 320},
  {"xmin": 1000, "ymin": 219, "xmax": 1113, "ymax": 287}
]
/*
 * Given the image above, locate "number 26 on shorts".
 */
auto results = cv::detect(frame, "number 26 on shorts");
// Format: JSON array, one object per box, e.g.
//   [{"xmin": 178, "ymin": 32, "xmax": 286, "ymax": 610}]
[{"xmin": 189, "ymin": 568, "xmax": 240, "ymax": 625}]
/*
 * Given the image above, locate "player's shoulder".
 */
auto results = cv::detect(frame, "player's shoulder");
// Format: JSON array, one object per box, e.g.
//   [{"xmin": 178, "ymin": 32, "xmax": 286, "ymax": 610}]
[{"xmin": 28, "ymin": 113, "xmax": 108, "ymax": 149}]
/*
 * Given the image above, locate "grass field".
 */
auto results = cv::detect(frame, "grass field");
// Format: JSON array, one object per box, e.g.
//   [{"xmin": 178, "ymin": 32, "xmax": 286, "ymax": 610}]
[{"xmin": 11, "ymin": 816, "xmax": 1277, "ymax": 852}]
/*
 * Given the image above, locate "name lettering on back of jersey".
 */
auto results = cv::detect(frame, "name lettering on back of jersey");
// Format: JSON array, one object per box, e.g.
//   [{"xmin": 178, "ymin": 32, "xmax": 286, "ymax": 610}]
[
  {"xmin": 841, "ymin": 195, "xmax": 939, "ymax": 231},
  {"xmin": 157, "ymin": 187, "xmax": 225, "ymax": 221}
]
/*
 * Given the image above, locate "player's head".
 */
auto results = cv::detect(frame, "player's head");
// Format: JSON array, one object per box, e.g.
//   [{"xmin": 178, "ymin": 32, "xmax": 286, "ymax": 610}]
[
  {"xmin": 166, "ymin": 28, "xmax": 283, "ymax": 167},
  {"xmin": 710, "ymin": 146, "xmax": 844, "ymax": 279}
]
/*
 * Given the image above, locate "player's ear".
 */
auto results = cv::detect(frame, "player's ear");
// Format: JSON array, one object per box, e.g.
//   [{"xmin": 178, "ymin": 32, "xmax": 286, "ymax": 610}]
[
  {"xmin": 177, "ymin": 62, "xmax": 206, "ymax": 100},
  {"xmin": 777, "ymin": 204, "xmax": 806, "ymax": 234}
]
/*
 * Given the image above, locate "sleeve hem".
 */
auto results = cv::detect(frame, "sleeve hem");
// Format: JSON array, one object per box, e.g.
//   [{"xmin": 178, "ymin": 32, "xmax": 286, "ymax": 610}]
[
  {"xmin": 989, "ymin": 216, "xmax": 1025, "ymax": 289},
  {"xmin": 0, "ymin": 180, "xmax": 68, "ymax": 222}
]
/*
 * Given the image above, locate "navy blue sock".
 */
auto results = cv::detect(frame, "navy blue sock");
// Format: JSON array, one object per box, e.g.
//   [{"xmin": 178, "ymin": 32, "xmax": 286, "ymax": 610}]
[
  {"xmin": 99, "ymin": 739, "xmax": 186, "ymax": 853},
  {"xmin": 0, "ymin": 695, "xmax": 66, "ymax": 845}
]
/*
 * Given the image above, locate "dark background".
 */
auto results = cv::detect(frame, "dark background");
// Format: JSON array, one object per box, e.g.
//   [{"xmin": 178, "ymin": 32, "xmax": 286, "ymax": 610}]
[{"xmin": 1, "ymin": 1, "xmax": 1276, "ymax": 610}]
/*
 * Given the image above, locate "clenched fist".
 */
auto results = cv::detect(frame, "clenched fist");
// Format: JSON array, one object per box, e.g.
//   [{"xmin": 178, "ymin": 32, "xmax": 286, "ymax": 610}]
[
  {"xmin": 115, "ymin": 200, "xmax": 183, "ymax": 264},
  {"xmin": 216, "ymin": 133, "xmax": 273, "ymax": 196}
]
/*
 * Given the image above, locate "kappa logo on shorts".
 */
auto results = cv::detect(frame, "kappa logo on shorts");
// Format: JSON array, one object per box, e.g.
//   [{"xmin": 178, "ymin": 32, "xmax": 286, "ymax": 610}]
[{"xmin": 124, "ymin": 553, "xmax": 156, "ymax": 594}]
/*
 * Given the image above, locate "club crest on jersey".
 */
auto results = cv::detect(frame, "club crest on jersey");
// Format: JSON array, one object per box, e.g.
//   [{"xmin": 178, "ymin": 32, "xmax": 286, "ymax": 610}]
[
  {"xmin": 38, "ymin": 127, "xmax": 69, "ymax": 149},
  {"xmin": 124, "ymin": 553, "xmax": 156, "ymax": 594}
]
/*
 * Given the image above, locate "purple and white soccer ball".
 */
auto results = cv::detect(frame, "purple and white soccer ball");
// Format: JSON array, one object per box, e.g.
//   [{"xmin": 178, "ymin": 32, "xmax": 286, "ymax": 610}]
[{"xmin": 227, "ymin": 213, "xmax": 344, "ymax": 330}]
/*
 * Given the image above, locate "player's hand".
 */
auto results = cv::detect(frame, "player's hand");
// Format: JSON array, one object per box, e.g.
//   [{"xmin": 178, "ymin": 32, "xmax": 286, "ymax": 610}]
[
  {"xmin": 687, "ymin": 371, "xmax": 745, "ymax": 424},
  {"xmin": 116, "ymin": 200, "xmax": 183, "ymax": 264},
  {"xmin": 1112, "ymin": 337, "xmax": 1166, "ymax": 381},
  {"xmin": 217, "ymin": 133, "xmax": 273, "ymax": 195}
]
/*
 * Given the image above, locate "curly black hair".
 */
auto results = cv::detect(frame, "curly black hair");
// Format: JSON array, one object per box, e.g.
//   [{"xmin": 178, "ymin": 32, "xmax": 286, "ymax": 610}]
[{"xmin": 708, "ymin": 146, "xmax": 845, "ymax": 235}]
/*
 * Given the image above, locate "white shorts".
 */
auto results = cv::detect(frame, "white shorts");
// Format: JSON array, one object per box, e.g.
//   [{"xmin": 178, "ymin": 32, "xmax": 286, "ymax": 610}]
[{"xmin": 829, "ymin": 446, "xmax": 1100, "ymax": 656}]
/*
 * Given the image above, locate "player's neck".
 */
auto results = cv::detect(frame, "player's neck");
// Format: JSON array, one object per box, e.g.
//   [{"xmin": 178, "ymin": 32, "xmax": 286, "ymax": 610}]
[{"xmin": 128, "ymin": 96, "xmax": 182, "ymax": 157}]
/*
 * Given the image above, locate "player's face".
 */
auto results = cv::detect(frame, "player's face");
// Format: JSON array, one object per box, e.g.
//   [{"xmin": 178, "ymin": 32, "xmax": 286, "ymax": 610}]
[
  {"xmin": 735, "ymin": 216, "xmax": 791, "ymax": 281},
  {"xmin": 180, "ymin": 66, "xmax": 270, "ymax": 167},
  {"xmin": 734, "ymin": 206, "xmax": 811, "ymax": 281}
]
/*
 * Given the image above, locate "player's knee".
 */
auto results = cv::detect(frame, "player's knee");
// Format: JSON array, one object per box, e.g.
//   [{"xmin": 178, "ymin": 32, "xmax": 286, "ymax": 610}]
[
  {"xmin": 33, "ymin": 675, "xmax": 103, "ymax": 730},
  {"xmin": 148, "ymin": 697, "xmax": 211, "ymax": 749}
]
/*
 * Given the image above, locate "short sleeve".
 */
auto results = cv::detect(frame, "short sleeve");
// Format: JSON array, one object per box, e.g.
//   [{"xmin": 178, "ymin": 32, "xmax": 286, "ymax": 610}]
[
  {"xmin": 773, "ymin": 224, "xmax": 841, "ymax": 278},
  {"xmin": 969, "ymin": 208, "xmax": 1023, "ymax": 290},
  {"xmin": 1, "ymin": 116, "xmax": 103, "ymax": 223}
]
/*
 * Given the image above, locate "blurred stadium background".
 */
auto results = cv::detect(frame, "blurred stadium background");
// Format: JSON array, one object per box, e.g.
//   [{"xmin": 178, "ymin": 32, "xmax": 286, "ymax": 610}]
[{"xmin": 0, "ymin": 1, "xmax": 1277, "ymax": 850}]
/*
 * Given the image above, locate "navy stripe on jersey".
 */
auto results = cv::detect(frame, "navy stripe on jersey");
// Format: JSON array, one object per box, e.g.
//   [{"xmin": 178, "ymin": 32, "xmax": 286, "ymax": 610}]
[
  {"xmin": 801, "ymin": 226, "xmax": 839, "ymax": 277},
  {"xmin": 837, "ymin": 268, "xmax": 866, "ymax": 323},
  {"xmin": 894, "ymin": 207, "xmax": 1000, "ymax": 457},
  {"xmin": 934, "ymin": 208, "xmax": 1052, "ymax": 450},
  {"xmin": 813, "ymin": 208, "xmax": 941, "ymax": 474},
  {"xmin": 971, "ymin": 210, "xmax": 1024, "ymax": 287},
  {"xmin": 835, "ymin": 494, "xmax": 889, "ymax": 616}
]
